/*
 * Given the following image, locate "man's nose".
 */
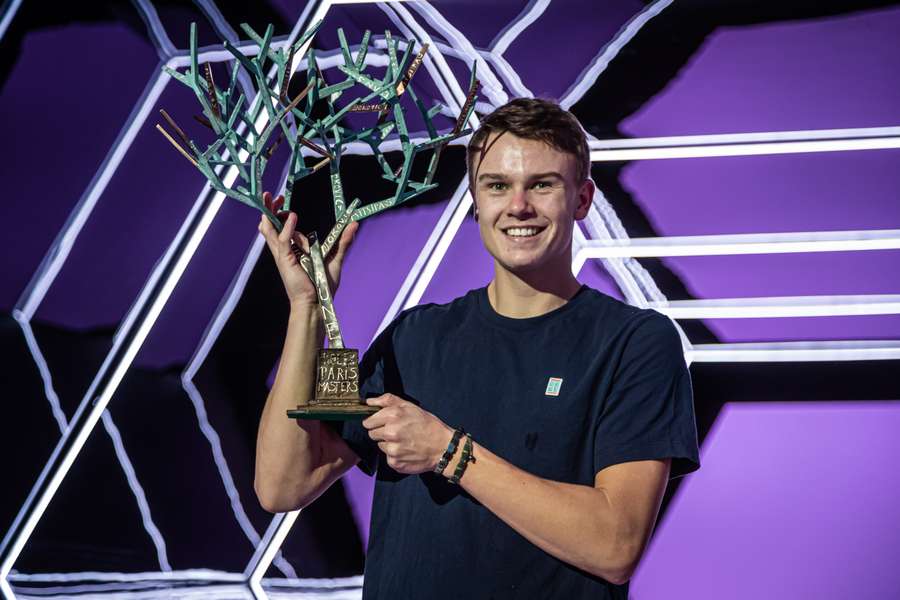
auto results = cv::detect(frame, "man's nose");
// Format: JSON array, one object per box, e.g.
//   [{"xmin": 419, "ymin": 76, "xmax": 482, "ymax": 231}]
[{"xmin": 506, "ymin": 187, "xmax": 534, "ymax": 217}]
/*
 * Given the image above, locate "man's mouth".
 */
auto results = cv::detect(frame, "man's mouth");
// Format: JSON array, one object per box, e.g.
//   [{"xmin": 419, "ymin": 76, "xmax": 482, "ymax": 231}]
[{"xmin": 502, "ymin": 226, "xmax": 546, "ymax": 239}]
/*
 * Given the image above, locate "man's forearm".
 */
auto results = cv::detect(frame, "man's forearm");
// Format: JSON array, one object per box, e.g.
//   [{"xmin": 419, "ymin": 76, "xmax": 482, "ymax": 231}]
[
  {"xmin": 456, "ymin": 443, "xmax": 639, "ymax": 584},
  {"xmin": 255, "ymin": 304, "xmax": 342, "ymax": 512}
]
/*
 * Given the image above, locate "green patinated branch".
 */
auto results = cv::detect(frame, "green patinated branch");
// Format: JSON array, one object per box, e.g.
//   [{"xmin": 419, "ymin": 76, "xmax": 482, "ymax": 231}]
[{"xmin": 156, "ymin": 22, "xmax": 479, "ymax": 348}]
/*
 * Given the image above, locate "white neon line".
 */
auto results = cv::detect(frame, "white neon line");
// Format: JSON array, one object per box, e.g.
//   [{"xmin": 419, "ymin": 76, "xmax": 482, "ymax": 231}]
[
  {"xmin": 0, "ymin": 0, "xmax": 23, "ymax": 43},
  {"xmin": 132, "ymin": 0, "xmax": 177, "ymax": 58},
  {"xmin": 98, "ymin": 411, "xmax": 171, "ymax": 571},
  {"xmin": 379, "ymin": 3, "xmax": 465, "ymax": 111},
  {"xmin": 687, "ymin": 340, "xmax": 900, "ymax": 363},
  {"xmin": 575, "ymin": 229, "xmax": 900, "ymax": 259},
  {"xmin": 490, "ymin": 0, "xmax": 551, "ymax": 56},
  {"xmin": 180, "ymin": 233, "xmax": 298, "ymax": 578},
  {"xmin": 589, "ymin": 135, "xmax": 900, "ymax": 160},
  {"xmin": 578, "ymin": 214, "xmax": 645, "ymax": 307},
  {"xmin": 248, "ymin": 577, "xmax": 266, "ymax": 600},
  {"xmin": 7, "ymin": 570, "xmax": 244, "ymax": 583},
  {"xmin": 375, "ymin": 179, "xmax": 470, "ymax": 336},
  {"xmin": 2, "ymin": 583, "xmax": 251, "ymax": 598},
  {"xmin": 12, "ymin": 311, "xmax": 68, "ymax": 431},
  {"xmin": 560, "ymin": 0, "xmax": 673, "ymax": 109},
  {"xmin": 15, "ymin": 69, "xmax": 169, "ymax": 320},
  {"xmin": 0, "ymin": 576, "xmax": 12, "ymax": 600},
  {"xmin": 408, "ymin": 2, "xmax": 509, "ymax": 107},
  {"xmin": 652, "ymin": 294, "xmax": 900, "ymax": 319},
  {"xmin": 1, "ymin": 8, "xmax": 323, "ymax": 582},
  {"xmin": 246, "ymin": 511, "xmax": 301, "ymax": 585},
  {"xmin": 12, "ymin": 310, "xmax": 172, "ymax": 571},
  {"xmin": 404, "ymin": 188, "xmax": 474, "ymax": 312},
  {"xmin": 260, "ymin": 575, "xmax": 364, "ymax": 588},
  {"xmin": 592, "ymin": 126, "xmax": 900, "ymax": 149},
  {"xmin": 18, "ymin": 42, "xmax": 293, "ymax": 325}
]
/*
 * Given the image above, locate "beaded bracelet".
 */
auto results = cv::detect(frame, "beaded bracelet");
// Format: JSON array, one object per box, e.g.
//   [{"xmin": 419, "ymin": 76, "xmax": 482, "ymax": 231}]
[
  {"xmin": 433, "ymin": 428, "xmax": 464, "ymax": 475},
  {"xmin": 449, "ymin": 433, "xmax": 476, "ymax": 485}
]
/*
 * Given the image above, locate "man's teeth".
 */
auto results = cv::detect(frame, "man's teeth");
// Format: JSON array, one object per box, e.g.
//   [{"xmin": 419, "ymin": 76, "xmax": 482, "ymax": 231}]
[{"xmin": 505, "ymin": 227, "xmax": 540, "ymax": 237}]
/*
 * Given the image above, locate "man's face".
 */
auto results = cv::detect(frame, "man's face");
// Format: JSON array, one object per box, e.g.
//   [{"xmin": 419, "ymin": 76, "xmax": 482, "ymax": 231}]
[{"xmin": 472, "ymin": 133, "xmax": 592, "ymax": 278}]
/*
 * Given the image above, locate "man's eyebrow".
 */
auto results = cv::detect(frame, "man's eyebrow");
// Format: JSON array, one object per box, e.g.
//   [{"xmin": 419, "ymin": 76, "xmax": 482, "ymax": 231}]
[
  {"xmin": 476, "ymin": 171, "xmax": 566, "ymax": 182},
  {"xmin": 528, "ymin": 172, "xmax": 565, "ymax": 181},
  {"xmin": 476, "ymin": 173, "xmax": 508, "ymax": 182}
]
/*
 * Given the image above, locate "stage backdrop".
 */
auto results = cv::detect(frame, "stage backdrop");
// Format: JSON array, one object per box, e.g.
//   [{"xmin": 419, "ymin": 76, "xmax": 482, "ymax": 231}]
[{"xmin": 1, "ymin": 0, "xmax": 899, "ymax": 597}]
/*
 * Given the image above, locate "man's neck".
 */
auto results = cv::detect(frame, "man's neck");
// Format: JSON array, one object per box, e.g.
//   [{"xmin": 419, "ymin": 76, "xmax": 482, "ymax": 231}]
[{"xmin": 487, "ymin": 263, "xmax": 582, "ymax": 319}]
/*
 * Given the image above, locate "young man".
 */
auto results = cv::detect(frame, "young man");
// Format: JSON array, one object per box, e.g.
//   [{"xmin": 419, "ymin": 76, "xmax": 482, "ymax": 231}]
[{"xmin": 255, "ymin": 98, "xmax": 700, "ymax": 598}]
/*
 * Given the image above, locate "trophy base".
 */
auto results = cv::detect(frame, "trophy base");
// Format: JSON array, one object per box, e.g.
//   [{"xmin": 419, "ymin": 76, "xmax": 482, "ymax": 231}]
[{"xmin": 287, "ymin": 404, "xmax": 378, "ymax": 421}]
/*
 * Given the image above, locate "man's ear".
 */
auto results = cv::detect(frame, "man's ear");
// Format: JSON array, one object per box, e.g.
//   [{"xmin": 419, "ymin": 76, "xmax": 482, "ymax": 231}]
[{"xmin": 574, "ymin": 178, "xmax": 595, "ymax": 220}]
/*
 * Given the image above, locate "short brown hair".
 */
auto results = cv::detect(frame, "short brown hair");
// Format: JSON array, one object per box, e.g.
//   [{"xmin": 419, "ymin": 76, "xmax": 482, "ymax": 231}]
[{"xmin": 466, "ymin": 98, "xmax": 590, "ymax": 188}]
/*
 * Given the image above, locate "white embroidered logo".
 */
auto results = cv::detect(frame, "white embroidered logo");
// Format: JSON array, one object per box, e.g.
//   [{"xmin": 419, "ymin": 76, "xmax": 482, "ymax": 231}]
[{"xmin": 545, "ymin": 377, "xmax": 563, "ymax": 396}]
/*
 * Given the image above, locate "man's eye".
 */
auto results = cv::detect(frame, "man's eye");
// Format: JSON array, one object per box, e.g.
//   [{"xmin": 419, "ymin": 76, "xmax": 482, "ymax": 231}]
[
  {"xmin": 488, "ymin": 182, "xmax": 508, "ymax": 191},
  {"xmin": 532, "ymin": 181, "xmax": 552, "ymax": 189}
]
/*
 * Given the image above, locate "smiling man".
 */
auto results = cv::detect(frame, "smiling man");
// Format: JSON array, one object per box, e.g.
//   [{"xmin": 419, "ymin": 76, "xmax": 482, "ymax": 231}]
[{"xmin": 255, "ymin": 98, "xmax": 700, "ymax": 599}]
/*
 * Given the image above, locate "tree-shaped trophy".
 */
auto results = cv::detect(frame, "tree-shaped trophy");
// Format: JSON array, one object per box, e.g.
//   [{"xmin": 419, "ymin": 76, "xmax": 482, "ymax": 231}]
[{"xmin": 155, "ymin": 22, "xmax": 479, "ymax": 419}]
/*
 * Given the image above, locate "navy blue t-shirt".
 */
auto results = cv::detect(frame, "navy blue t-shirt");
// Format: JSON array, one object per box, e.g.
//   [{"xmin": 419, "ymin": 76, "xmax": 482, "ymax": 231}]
[{"xmin": 337, "ymin": 285, "xmax": 700, "ymax": 599}]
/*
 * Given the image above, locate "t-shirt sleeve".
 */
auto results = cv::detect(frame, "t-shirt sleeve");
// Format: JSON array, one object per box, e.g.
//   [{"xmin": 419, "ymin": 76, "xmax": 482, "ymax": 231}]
[{"xmin": 593, "ymin": 312, "xmax": 701, "ymax": 480}]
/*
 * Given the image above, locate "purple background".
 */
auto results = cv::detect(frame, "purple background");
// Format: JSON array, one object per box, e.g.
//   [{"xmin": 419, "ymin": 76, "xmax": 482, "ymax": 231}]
[{"xmin": 1, "ymin": 0, "xmax": 899, "ymax": 596}]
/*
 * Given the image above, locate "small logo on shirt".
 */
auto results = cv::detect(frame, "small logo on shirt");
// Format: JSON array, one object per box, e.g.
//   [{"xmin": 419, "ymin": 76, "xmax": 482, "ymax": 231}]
[{"xmin": 545, "ymin": 377, "xmax": 563, "ymax": 396}]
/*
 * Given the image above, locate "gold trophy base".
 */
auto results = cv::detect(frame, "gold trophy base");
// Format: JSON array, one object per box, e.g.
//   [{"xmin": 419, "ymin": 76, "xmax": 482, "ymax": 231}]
[{"xmin": 286, "ymin": 348, "xmax": 377, "ymax": 421}]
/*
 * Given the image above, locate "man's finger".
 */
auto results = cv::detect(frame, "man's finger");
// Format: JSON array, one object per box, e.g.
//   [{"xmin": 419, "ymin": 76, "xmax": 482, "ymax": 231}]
[
  {"xmin": 367, "ymin": 427, "xmax": 387, "ymax": 442},
  {"xmin": 278, "ymin": 212, "xmax": 297, "ymax": 244},
  {"xmin": 365, "ymin": 393, "xmax": 399, "ymax": 408},
  {"xmin": 362, "ymin": 411, "xmax": 387, "ymax": 430}
]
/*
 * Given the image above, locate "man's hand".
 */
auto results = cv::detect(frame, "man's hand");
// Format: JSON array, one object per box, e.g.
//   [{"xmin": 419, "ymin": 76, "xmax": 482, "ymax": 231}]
[
  {"xmin": 257, "ymin": 191, "xmax": 358, "ymax": 309},
  {"xmin": 362, "ymin": 394, "xmax": 454, "ymax": 475}
]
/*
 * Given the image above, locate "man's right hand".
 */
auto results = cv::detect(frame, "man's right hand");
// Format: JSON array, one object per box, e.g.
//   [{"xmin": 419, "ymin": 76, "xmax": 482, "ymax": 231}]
[{"xmin": 257, "ymin": 191, "xmax": 359, "ymax": 309}]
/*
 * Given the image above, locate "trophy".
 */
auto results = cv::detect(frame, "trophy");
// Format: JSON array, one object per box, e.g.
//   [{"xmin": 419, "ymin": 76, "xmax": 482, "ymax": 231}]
[{"xmin": 155, "ymin": 22, "xmax": 479, "ymax": 419}]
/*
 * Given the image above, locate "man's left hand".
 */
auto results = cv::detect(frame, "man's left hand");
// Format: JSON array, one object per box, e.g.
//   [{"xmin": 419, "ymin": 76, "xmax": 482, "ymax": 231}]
[{"xmin": 362, "ymin": 394, "xmax": 453, "ymax": 475}]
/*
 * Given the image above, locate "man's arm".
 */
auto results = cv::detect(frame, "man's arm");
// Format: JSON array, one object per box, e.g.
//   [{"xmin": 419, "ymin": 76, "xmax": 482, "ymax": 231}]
[
  {"xmin": 454, "ymin": 442, "xmax": 669, "ymax": 585},
  {"xmin": 363, "ymin": 394, "xmax": 671, "ymax": 585},
  {"xmin": 254, "ymin": 195, "xmax": 360, "ymax": 513},
  {"xmin": 254, "ymin": 304, "xmax": 360, "ymax": 513}
]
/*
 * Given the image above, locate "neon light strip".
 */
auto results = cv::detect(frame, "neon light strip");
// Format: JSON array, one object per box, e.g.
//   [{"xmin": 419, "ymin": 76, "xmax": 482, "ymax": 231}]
[
  {"xmin": 0, "ymin": 9, "xmax": 321, "ymax": 584},
  {"xmin": 16, "ymin": 38, "xmax": 296, "ymax": 322},
  {"xmin": 12, "ymin": 311, "xmax": 68, "ymax": 431},
  {"xmin": 589, "ymin": 127, "xmax": 900, "ymax": 160},
  {"xmin": 376, "ymin": 179, "xmax": 470, "ymax": 335},
  {"xmin": 560, "ymin": 0, "xmax": 674, "ymax": 109},
  {"xmin": 181, "ymin": 211, "xmax": 297, "ymax": 575},
  {"xmin": 0, "ymin": 576, "xmax": 12, "ymax": 600},
  {"xmin": 7, "ymin": 569, "xmax": 244, "ymax": 583},
  {"xmin": 380, "ymin": 2, "xmax": 466, "ymax": 112},
  {"xmin": 652, "ymin": 294, "xmax": 900, "ymax": 319},
  {"xmin": 574, "ymin": 229, "xmax": 900, "ymax": 261},
  {"xmin": 687, "ymin": 341, "xmax": 900, "ymax": 363},
  {"xmin": 408, "ymin": 2, "xmax": 509, "ymax": 106},
  {"xmin": 403, "ymin": 184, "xmax": 474, "ymax": 311},
  {"xmin": 132, "ymin": 0, "xmax": 177, "ymax": 58},
  {"xmin": 0, "ymin": 0, "xmax": 23, "ymax": 43},
  {"xmin": 489, "ymin": 0, "xmax": 551, "ymax": 56},
  {"xmin": 245, "ymin": 511, "xmax": 300, "ymax": 585},
  {"xmin": 98, "ymin": 411, "xmax": 172, "ymax": 571},
  {"xmin": 12, "ymin": 315, "xmax": 172, "ymax": 571}
]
